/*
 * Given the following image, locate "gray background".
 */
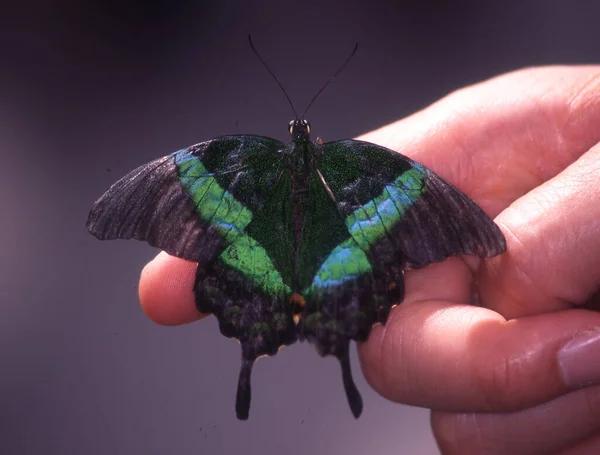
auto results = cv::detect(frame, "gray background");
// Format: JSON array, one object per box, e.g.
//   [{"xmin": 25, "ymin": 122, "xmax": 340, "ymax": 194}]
[{"xmin": 2, "ymin": 1, "xmax": 599, "ymax": 454}]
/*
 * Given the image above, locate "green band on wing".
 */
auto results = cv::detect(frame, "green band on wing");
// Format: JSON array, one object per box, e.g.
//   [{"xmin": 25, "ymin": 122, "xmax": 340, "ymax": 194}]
[
  {"xmin": 220, "ymin": 235, "xmax": 291, "ymax": 297},
  {"xmin": 346, "ymin": 164, "xmax": 427, "ymax": 250},
  {"xmin": 175, "ymin": 152, "xmax": 252, "ymax": 243},
  {"xmin": 307, "ymin": 238, "xmax": 371, "ymax": 292}
]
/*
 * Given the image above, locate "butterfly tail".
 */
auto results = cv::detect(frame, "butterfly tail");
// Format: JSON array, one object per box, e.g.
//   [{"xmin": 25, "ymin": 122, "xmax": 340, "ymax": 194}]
[
  {"xmin": 340, "ymin": 350, "xmax": 363, "ymax": 418},
  {"xmin": 235, "ymin": 358, "xmax": 254, "ymax": 420}
]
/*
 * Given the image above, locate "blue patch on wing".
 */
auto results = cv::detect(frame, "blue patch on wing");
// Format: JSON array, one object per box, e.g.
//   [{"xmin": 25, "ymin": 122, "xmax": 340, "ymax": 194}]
[
  {"xmin": 307, "ymin": 239, "xmax": 372, "ymax": 292},
  {"xmin": 346, "ymin": 165, "xmax": 427, "ymax": 250}
]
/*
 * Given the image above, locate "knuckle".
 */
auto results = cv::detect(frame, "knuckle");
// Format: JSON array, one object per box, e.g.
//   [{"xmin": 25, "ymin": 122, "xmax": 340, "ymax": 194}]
[{"xmin": 475, "ymin": 347, "xmax": 528, "ymax": 411}]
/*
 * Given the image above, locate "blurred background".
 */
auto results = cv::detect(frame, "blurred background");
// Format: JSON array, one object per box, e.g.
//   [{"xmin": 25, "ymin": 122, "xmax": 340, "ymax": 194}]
[{"xmin": 2, "ymin": 1, "xmax": 599, "ymax": 454}]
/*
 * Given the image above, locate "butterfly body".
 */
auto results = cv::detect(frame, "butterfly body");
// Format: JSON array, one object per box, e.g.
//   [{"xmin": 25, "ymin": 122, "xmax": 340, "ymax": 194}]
[{"xmin": 87, "ymin": 119, "xmax": 506, "ymax": 420}]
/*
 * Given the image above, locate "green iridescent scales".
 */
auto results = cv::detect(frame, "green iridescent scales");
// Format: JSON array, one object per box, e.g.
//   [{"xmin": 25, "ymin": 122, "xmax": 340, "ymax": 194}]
[{"xmin": 87, "ymin": 122, "xmax": 506, "ymax": 420}]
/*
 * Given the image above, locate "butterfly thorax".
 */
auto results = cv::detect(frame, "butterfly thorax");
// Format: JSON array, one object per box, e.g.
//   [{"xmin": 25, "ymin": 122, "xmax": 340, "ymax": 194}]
[{"xmin": 285, "ymin": 118, "xmax": 313, "ymax": 172}]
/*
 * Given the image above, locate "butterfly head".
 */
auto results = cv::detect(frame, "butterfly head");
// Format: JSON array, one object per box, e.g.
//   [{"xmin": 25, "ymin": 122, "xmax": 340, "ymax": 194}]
[{"xmin": 288, "ymin": 119, "xmax": 311, "ymax": 142}]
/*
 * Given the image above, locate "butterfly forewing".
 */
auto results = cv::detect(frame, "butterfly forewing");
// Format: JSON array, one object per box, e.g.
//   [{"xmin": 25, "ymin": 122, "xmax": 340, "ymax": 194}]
[
  {"xmin": 87, "ymin": 135, "xmax": 287, "ymax": 263},
  {"xmin": 315, "ymin": 139, "xmax": 506, "ymax": 269}
]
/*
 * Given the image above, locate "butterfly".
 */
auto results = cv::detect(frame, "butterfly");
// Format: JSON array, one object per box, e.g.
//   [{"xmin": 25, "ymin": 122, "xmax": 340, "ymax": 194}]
[
  {"xmin": 87, "ymin": 36, "xmax": 505, "ymax": 420},
  {"xmin": 87, "ymin": 116, "xmax": 506, "ymax": 419}
]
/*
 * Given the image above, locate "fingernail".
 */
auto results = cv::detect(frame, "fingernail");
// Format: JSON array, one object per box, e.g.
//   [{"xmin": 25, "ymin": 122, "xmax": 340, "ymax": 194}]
[{"xmin": 558, "ymin": 328, "xmax": 600, "ymax": 387}]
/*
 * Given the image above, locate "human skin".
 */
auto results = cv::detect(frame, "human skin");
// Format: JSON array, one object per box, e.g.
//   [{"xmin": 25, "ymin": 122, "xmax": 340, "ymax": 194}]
[{"xmin": 138, "ymin": 66, "xmax": 600, "ymax": 454}]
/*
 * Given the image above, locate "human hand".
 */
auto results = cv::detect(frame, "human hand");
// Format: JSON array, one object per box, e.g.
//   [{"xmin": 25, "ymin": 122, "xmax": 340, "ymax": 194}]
[
  {"xmin": 358, "ymin": 65, "xmax": 600, "ymax": 454},
  {"xmin": 139, "ymin": 66, "xmax": 600, "ymax": 454}
]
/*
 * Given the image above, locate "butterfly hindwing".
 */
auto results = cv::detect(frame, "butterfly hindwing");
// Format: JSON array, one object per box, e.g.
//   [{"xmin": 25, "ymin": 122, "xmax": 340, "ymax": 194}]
[
  {"xmin": 194, "ymin": 170, "xmax": 298, "ymax": 419},
  {"xmin": 296, "ymin": 156, "xmax": 405, "ymax": 418}
]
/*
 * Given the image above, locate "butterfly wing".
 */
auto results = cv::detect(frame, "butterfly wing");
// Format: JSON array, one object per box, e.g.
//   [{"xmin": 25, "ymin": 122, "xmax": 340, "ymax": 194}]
[
  {"xmin": 88, "ymin": 135, "xmax": 285, "ymax": 262},
  {"xmin": 317, "ymin": 139, "xmax": 505, "ymax": 266},
  {"xmin": 87, "ymin": 135, "xmax": 297, "ymax": 419},
  {"xmin": 297, "ymin": 139, "xmax": 506, "ymax": 417}
]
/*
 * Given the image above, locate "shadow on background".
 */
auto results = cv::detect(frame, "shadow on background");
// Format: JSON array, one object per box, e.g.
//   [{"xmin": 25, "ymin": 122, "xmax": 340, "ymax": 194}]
[{"xmin": 1, "ymin": 1, "xmax": 599, "ymax": 454}]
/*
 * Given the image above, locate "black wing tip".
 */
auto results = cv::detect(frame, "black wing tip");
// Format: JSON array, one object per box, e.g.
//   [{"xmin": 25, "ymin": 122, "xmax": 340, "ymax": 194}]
[
  {"xmin": 479, "ymin": 227, "xmax": 507, "ymax": 258},
  {"xmin": 85, "ymin": 211, "xmax": 102, "ymax": 238},
  {"xmin": 85, "ymin": 211, "xmax": 115, "ymax": 241},
  {"xmin": 86, "ymin": 196, "xmax": 115, "ymax": 239}
]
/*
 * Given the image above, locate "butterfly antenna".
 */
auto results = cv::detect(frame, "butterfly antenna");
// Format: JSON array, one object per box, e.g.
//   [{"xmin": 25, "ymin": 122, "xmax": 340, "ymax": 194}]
[
  {"xmin": 301, "ymin": 42, "xmax": 359, "ymax": 119},
  {"xmin": 248, "ymin": 34, "xmax": 299, "ymax": 119}
]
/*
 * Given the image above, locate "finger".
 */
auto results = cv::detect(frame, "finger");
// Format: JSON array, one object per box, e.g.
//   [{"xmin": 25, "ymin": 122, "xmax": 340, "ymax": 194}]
[
  {"xmin": 360, "ymin": 65, "xmax": 600, "ymax": 216},
  {"xmin": 138, "ymin": 251, "xmax": 203, "ymax": 325},
  {"xmin": 431, "ymin": 385, "xmax": 600, "ymax": 455},
  {"xmin": 481, "ymin": 142, "xmax": 600, "ymax": 318},
  {"xmin": 359, "ymin": 299, "xmax": 600, "ymax": 412}
]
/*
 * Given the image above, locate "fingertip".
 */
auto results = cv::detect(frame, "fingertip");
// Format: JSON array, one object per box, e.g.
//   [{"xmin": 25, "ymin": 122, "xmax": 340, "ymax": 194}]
[
  {"xmin": 430, "ymin": 411, "xmax": 477, "ymax": 455},
  {"xmin": 139, "ymin": 251, "xmax": 204, "ymax": 326}
]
